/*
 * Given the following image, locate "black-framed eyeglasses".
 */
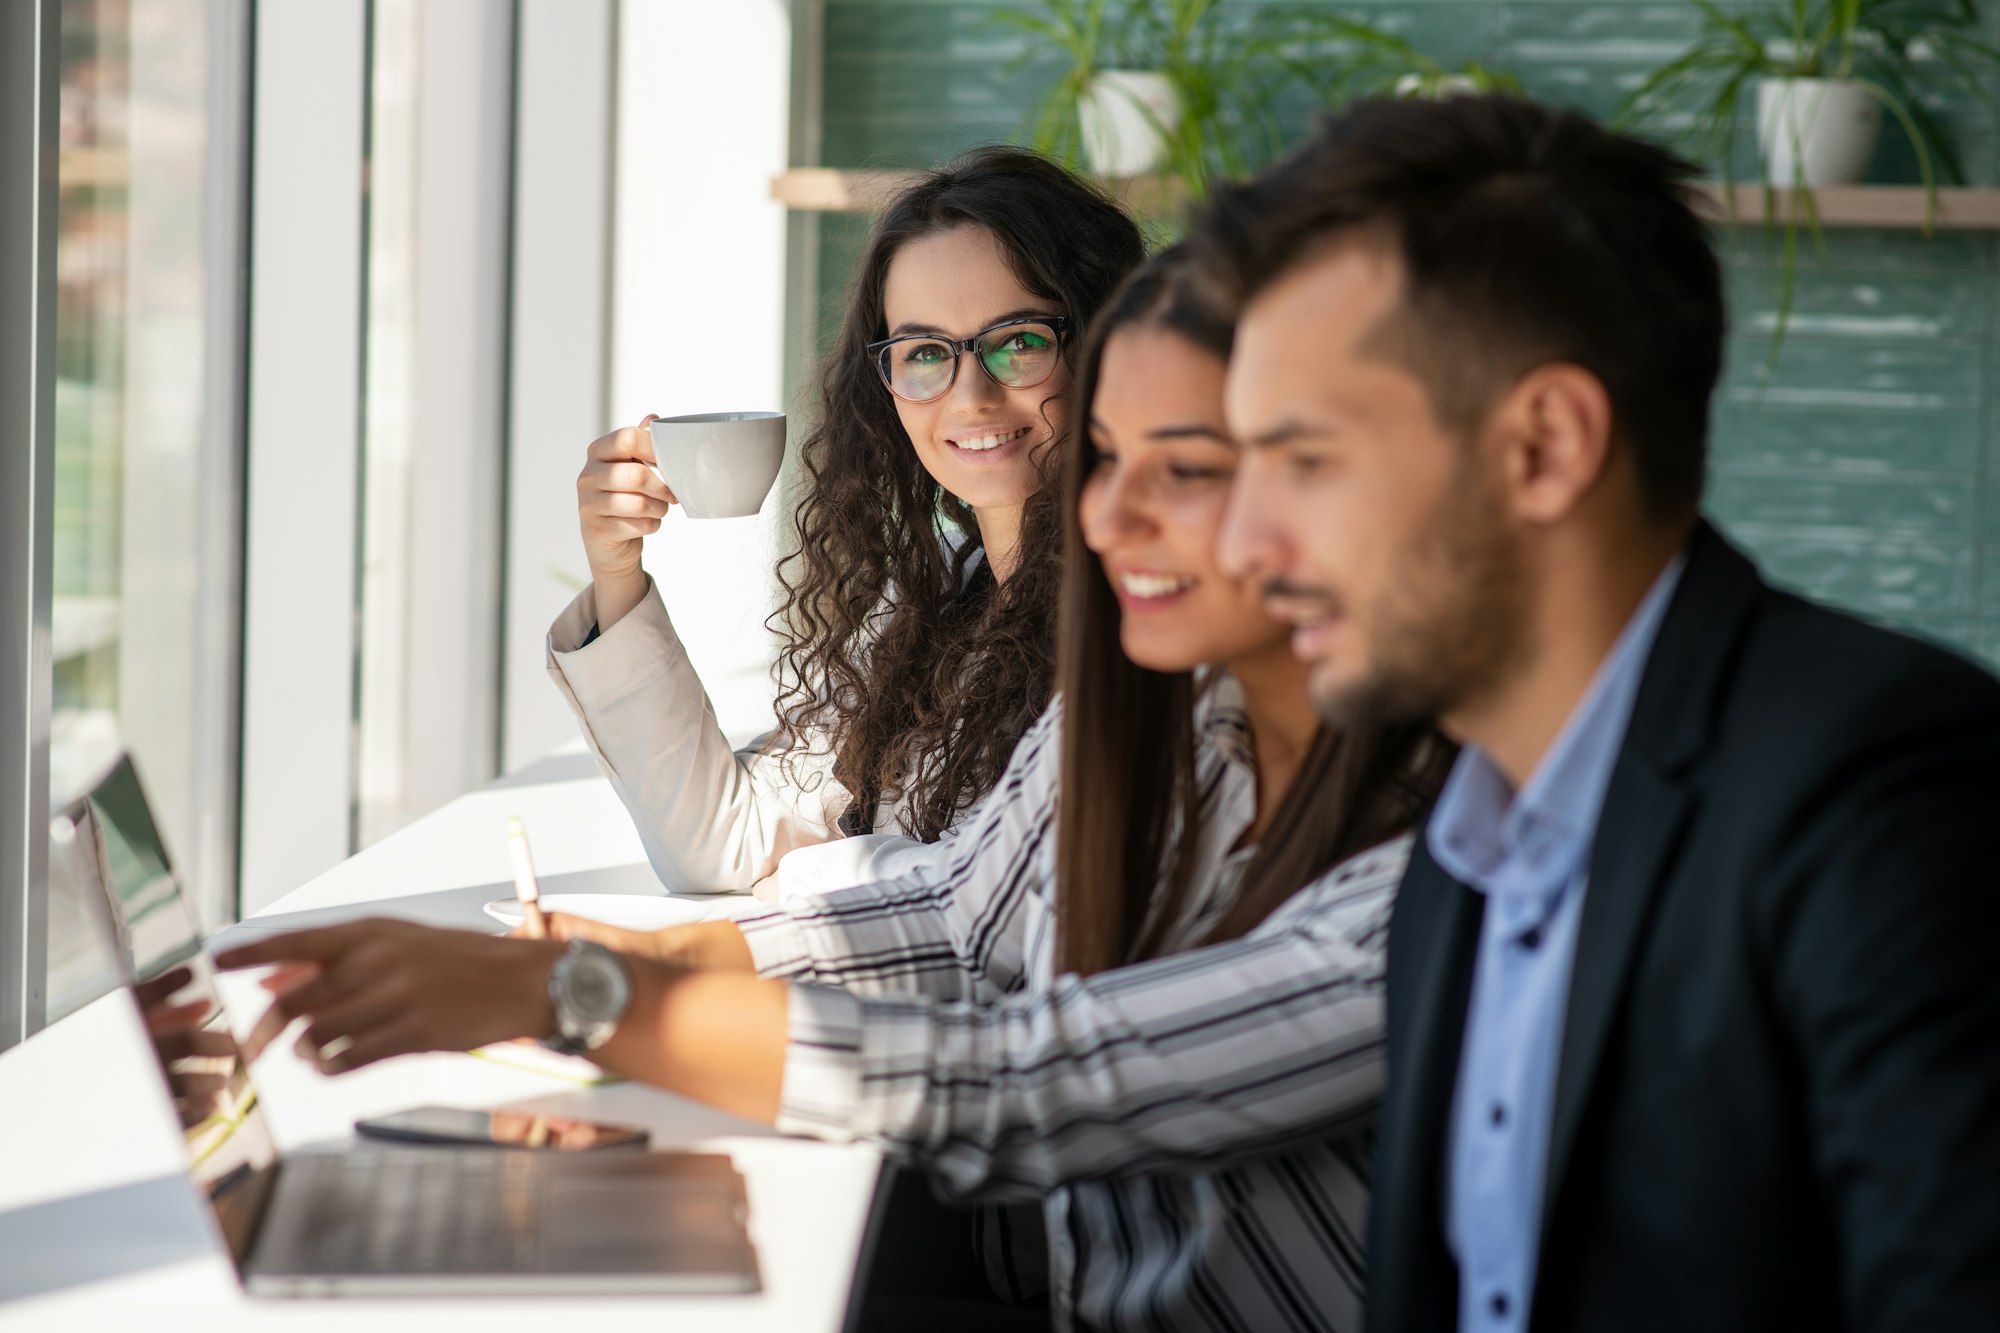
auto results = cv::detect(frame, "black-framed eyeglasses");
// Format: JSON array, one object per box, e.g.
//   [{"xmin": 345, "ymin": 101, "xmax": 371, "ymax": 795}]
[{"xmin": 867, "ymin": 316, "xmax": 1071, "ymax": 404}]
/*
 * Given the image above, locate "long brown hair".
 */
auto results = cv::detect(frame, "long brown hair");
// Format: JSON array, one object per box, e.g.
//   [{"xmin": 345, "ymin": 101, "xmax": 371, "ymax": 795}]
[
  {"xmin": 772, "ymin": 147, "xmax": 1146, "ymax": 841},
  {"xmin": 1055, "ymin": 249, "xmax": 1455, "ymax": 976}
]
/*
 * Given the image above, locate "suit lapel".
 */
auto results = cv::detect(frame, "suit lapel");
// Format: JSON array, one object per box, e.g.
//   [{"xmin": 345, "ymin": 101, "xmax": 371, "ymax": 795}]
[
  {"xmin": 1395, "ymin": 848, "xmax": 1485, "ymax": 1155},
  {"xmin": 1535, "ymin": 522, "xmax": 1762, "ymax": 1254},
  {"xmin": 1537, "ymin": 759, "xmax": 1692, "ymax": 1253},
  {"xmin": 1376, "ymin": 837, "xmax": 1484, "ymax": 1313}
]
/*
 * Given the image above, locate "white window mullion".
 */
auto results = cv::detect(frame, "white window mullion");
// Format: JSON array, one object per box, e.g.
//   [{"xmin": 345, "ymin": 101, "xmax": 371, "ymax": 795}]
[
  {"xmin": 396, "ymin": 0, "xmax": 516, "ymax": 818},
  {"xmin": 238, "ymin": 1, "xmax": 369, "ymax": 915},
  {"xmin": 501, "ymin": 0, "xmax": 617, "ymax": 773},
  {"xmin": 355, "ymin": 0, "xmax": 518, "ymax": 843},
  {"xmin": 190, "ymin": 4, "xmax": 255, "ymax": 935},
  {"xmin": 0, "ymin": 0, "xmax": 60, "ymax": 1049}
]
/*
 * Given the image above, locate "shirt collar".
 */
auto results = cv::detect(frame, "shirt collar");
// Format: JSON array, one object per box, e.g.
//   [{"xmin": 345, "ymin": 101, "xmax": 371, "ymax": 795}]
[
  {"xmin": 1429, "ymin": 553, "xmax": 1688, "ymax": 902},
  {"xmin": 1195, "ymin": 669, "xmax": 1258, "ymax": 773}
]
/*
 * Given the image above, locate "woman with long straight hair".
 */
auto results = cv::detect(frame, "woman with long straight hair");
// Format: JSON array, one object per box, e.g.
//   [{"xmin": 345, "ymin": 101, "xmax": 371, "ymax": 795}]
[
  {"xmin": 225, "ymin": 248, "xmax": 1454, "ymax": 1332},
  {"xmin": 551, "ymin": 147, "xmax": 1146, "ymax": 896}
]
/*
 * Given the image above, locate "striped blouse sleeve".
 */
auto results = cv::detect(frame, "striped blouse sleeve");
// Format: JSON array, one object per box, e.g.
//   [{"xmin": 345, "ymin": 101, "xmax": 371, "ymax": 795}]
[
  {"xmin": 774, "ymin": 836, "xmax": 1410, "ymax": 1202},
  {"xmin": 734, "ymin": 700, "xmax": 1068, "ymax": 1002}
]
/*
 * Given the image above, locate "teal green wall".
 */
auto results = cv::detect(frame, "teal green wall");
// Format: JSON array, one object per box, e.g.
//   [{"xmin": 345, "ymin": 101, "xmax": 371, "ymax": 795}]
[{"xmin": 810, "ymin": 0, "xmax": 2000, "ymax": 670}]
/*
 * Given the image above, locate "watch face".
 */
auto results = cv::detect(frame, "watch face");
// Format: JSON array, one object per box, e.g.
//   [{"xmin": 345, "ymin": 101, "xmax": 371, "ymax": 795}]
[
  {"xmin": 568, "ymin": 949, "xmax": 628, "ymax": 1024},
  {"xmin": 572, "ymin": 965, "xmax": 614, "ymax": 1015}
]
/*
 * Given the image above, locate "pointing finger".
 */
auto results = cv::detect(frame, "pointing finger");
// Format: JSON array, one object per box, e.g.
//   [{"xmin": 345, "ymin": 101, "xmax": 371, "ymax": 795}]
[{"xmin": 242, "ymin": 996, "xmax": 299, "ymax": 1064}]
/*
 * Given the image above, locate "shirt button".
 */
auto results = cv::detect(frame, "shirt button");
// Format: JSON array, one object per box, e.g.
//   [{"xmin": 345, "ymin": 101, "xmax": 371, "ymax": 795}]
[
  {"xmin": 1491, "ymin": 1291, "xmax": 1510, "ymax": 1318},
  {"xmin": 1489, "ymin": 1102, "xmax": 1506, "ymax": 1128},
  {"xmin": 1519, "ymin": 927, "xmax": 1543, "ymax": 951}
]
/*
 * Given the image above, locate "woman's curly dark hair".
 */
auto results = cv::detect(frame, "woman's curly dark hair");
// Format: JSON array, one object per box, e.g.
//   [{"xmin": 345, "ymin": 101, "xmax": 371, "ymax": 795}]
[{"xmin": 772, "ymin": 146, "xmax": 1145, "ymax": 841}]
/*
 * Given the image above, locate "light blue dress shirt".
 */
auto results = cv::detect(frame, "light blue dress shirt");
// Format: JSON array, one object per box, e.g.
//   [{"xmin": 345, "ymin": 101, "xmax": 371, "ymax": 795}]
[{"xmin": 1431, "ymin": 554, "xmax": 1685, "ymax": 1333}]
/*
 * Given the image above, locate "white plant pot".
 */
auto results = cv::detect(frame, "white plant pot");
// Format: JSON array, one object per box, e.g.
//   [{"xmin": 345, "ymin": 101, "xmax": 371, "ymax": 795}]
[
  {"xmin": 1078, "ymin": 70, "xmax": 1181, "ymax": 178},
  {"xmin": 1756, "ymin": 77, "xmax": 1882, "ymax": 187},
  {"xmin": 1393, "ymin": 72, "xmax": 1482, "ymax": 100}
]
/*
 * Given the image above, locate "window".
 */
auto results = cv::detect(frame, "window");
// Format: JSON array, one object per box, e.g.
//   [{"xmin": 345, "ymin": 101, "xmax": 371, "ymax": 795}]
[{"xmin": 42, "ymin": 0, "xmax": 249, "ymax": 1023}]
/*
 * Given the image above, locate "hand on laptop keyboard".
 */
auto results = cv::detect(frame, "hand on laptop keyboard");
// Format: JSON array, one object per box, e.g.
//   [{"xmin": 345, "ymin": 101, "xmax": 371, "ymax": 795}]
[{"xmin": 217, "ymin": 920, "xmax": 567, "ymax": 1074}]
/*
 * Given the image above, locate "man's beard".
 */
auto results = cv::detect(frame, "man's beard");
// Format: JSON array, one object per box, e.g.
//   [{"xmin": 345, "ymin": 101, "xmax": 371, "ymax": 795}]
[{"xmin": 1311, "ymin": 458, "xmax": 1529, "ymax": 733}]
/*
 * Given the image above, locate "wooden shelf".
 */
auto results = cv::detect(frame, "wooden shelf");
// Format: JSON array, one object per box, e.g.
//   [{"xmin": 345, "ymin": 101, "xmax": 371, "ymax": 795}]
[
  {"xmin": 771, "ymin": 168, "xmax": 916, "ymax": 213},
  {"xmin": 773, "ymin": 168, "xmax": 2000, "ymax": 231},
  {"xmin": 59, "ymin": 147, "xmax": 129, "ymax": 189},
  {"xmin": 773, "ymin": 167, "xmax": 1179, "ymax": 217},
  {"xmin": 1698, "ymin": 183, "xmax": 2000, "ymax": 230}
]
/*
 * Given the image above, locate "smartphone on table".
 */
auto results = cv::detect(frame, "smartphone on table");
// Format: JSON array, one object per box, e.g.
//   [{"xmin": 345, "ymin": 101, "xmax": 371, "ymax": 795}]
[{"xmin": 355, "ymin": 1105, "xmax": 649, "ymax": 1152}]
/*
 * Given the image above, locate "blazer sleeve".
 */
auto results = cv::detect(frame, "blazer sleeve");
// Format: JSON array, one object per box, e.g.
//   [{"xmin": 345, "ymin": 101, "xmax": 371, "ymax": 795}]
[
  {"xmin": 545, "ymin": 577, "xmax": 845, "ymax": 894},
  {"xmin": 765, "ymin": 827, "xmax": 938, "ymax": 902},
  {"xmin": 1772, "ymin": 707, "xmax": 2000, "ymax": 1328}
]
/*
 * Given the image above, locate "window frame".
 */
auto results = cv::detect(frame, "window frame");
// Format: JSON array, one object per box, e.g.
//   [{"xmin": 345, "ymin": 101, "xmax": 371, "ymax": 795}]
[
  {"xmin": 1, "ymin": 0, "xmax": 60, "ymax": 1052},
  {"xmin": 3, "ymin": 0, "xmax": 256, "ymax": 1050}
]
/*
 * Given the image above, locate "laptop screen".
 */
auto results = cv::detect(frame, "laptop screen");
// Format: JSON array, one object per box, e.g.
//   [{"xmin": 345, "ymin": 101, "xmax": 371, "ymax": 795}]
[
  {"xmin": 63, "ymin": 755, "xmax": 280, "ymax": 1267},
  {"xmin": 47, "ymin": 795, "xmax": 128, "ymax": 1022}
]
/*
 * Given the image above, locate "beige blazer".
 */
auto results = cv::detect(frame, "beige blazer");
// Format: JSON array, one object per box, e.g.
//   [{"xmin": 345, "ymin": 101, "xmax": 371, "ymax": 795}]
[{"xmin": 545, "ymin": 577, "xmax": 925, "ymax": 897}]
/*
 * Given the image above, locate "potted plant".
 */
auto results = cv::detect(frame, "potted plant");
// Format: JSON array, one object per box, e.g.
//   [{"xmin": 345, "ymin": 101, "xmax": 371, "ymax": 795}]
[
  {"xmin": 1079, "ymin": 68, "xmax": 1184, "ymax": 177},
  {"xmin": 996, "ymin": 0, "xmax": 1518, "ymax": 207},
  {"xmin": 995, "ymin": 1, "xmax": 1172, "ymax": 177},
  {"xmin": 1625, "ymin": 0, "xmax": 2000, "ymax": 196},
  {"xmin": 1622, "ymin": 0, "xmax": 1999, "ymax": 363},
  {"xmin": 1276, "ymin": 20, "xmax": 1522, "ymax": 105}
]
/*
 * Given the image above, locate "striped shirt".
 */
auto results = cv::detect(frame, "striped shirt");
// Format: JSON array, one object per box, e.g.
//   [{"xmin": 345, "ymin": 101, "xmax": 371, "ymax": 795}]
[{"xmin": 735, "ymin": 681, "xmax": 1405, "ymax": 1332}]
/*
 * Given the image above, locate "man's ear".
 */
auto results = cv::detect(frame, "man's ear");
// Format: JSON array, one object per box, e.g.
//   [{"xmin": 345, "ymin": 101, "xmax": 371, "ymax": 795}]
[{"xmin": 1485, "ymin": 363, "xmax": 1614, "ymax": 527}]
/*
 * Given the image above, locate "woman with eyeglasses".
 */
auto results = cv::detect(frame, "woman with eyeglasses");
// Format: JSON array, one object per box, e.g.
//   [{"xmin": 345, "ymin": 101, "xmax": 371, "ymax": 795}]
[
  {"xmin": 223, "ymin": 249, "xmax": 1453, "ymax": 1332},
  {"xmin": 551, "ymin": 148, "xmax": 1145, "ymax": 899}
]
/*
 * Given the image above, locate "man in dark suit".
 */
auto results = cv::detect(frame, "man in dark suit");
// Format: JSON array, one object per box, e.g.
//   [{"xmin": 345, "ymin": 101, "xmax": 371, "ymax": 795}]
[{"xmin": 1191, "ymin": 94, "xmax": 2000, "ymax": 1331}]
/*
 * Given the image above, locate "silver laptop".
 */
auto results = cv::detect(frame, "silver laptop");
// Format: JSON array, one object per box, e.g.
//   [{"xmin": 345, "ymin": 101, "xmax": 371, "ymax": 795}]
[{"xmin": 58, "ymin": 753, "xmax": 762, "ymax": 1297}]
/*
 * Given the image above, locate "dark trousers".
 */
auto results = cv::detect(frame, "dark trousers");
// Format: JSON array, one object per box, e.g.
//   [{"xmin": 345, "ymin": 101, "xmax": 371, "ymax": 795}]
[{"xmin": 853, "ymin": 1166, "xmax": 1053, "ymax": 1333}]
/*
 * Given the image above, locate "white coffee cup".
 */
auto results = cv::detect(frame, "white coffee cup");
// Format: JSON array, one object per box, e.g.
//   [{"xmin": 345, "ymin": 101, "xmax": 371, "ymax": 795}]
[{"xmin": 647, "ymin": 411, "xmax": 786, "ymax": 519}]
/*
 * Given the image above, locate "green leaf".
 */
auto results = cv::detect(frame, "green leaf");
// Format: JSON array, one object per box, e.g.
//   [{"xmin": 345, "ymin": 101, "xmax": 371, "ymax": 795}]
[{"xmin": 1850, "ymin": 75, "xmax": 1939, "ymax": 229}]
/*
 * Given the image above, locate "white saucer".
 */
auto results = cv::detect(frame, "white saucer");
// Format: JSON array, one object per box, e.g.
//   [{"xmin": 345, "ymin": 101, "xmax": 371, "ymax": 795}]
[{"xmin": 482, "ymin": 893, "xmax": 713, "ymax": 933}]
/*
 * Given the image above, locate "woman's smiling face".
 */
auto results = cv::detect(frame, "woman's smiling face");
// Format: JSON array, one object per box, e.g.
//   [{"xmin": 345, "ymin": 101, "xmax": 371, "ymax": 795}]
[
  {"xmin": 1080, "ymin": 326, "xmax": 1293, "ymax": 673},
  {"xmin": 880, "ymin": 224, "xmax": 1069, "ymax": 515}
]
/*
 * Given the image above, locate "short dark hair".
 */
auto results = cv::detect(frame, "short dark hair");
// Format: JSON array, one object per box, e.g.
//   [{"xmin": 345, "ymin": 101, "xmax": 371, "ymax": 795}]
[{"xmin": 1187, "ymin": 94, "xmax": 1726, "ymax": 521}]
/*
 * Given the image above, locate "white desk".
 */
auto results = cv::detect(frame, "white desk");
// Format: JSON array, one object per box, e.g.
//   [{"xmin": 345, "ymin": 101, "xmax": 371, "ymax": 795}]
[{"xmin": 0, "ymin": 748, "xmax": 886, "ymax": 1332}]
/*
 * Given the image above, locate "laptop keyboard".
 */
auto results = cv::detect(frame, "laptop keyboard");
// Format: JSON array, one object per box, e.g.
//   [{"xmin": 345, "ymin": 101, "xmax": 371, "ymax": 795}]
[{"xmin": 283, "ymin": 1149, "xmax": 541, "ymax": 1275}]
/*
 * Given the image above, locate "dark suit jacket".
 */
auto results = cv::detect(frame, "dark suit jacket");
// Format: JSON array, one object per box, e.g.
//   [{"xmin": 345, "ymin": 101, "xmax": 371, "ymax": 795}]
[{"xmin": 1368, "ymin": 522, "xmax": 2000, "ymax": 1333}]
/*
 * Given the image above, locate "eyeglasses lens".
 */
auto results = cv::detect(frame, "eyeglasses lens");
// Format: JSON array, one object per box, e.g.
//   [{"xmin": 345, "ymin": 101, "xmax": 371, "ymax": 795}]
[
  {"xmin": 978, "ymin": 324, "xmax": 1059, "ymax": 389},
  {"xmin": 887, "ymin": 340, "xmax": 955, "ymax": 402},
  {"xmin": 880, "ymin": 322, "xmax": 1060, "ymax": 403}
]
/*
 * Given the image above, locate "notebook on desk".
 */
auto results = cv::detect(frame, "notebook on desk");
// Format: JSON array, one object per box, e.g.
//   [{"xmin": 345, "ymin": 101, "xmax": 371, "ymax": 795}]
[
  {"xmin": 57, "ymin": 753, "xmax": 762, "ymax": 1298},
  {"xmin": 467, "ymin": 1038, "xmax": 621, "ymax": 1085}
]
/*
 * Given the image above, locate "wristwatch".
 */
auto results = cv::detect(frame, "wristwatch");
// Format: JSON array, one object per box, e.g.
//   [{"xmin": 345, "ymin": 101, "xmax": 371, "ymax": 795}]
[{"xmin": 541, "ymin": 939, "xmax": 632, "ymax": 1056}]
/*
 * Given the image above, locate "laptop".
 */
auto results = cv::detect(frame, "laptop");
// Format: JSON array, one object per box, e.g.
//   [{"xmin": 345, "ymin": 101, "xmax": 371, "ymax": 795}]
[{"xmin": 58, "ymin": 753, "xmax": 763, "ymax": 1297}]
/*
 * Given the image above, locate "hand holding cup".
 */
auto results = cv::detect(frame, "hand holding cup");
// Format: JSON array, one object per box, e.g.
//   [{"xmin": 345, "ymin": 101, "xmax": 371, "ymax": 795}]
[
  {"xmin": 576, "ymin": 416, "xmax": 677, "ymax": 591},
  {"xmin": 574, "ymin": 411, "xmax": 785, "ymax": 631}
]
